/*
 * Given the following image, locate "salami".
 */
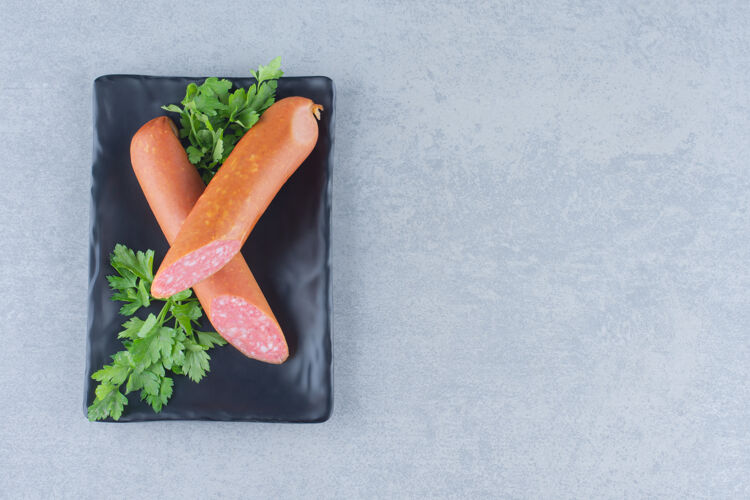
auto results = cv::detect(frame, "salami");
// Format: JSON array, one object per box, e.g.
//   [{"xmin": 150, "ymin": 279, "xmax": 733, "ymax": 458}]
[
  {"xmin": 151, "ymin": 97, "xmax": 322, "ymax": 298},
  {"xmin": 130, "ymin": 116, "xmax": 288, "ymax": 364}
]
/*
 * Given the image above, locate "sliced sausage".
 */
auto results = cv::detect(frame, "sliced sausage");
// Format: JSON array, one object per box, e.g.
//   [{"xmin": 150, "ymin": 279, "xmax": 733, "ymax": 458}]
[
  {"xmin": 150, "ymin": 97, "xmax": 322, "ymax": 298},
  {"xmin": 130, "ymin": 116, "xmax": 288, "ymax": 364}
]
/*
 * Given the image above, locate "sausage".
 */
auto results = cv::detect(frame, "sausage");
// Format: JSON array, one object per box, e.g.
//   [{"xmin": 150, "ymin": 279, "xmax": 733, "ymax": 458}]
[
  {"xmin": 150, "ymin": 97, "xmax": 322, "ymax": 298},
  {"xmin": 130, "ymin": 117, "xmax": 289, "ymax": 364}
]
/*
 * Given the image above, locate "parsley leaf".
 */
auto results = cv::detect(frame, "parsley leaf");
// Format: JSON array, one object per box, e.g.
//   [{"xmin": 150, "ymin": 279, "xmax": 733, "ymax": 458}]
[
  {"xmin": 88, "ymin": 386, "xmax": 128, "ymax": 421},
  {"xmin": 161, "ymin": 57, "xmax": 284, "ymax": 183},
  {"xmin": 252, "ymin": 56, "xmax": 283, "ymax": 83},
  {"xmin": 87, "ymin": 244, "xmax": 227, "ymax": 421},
  {"xmin": 197, "ymin": 331, "xmax": 228, "ymax": 349},
  {"xmin": 182, "ymin": 338, "xmax": 211, "ymax": 383}
]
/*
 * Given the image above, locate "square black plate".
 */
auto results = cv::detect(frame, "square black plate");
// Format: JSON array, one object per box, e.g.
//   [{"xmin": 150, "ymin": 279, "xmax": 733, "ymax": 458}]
[{"xmin": 85, "ymin": 75, "xmax": 334, "ymax": 422}]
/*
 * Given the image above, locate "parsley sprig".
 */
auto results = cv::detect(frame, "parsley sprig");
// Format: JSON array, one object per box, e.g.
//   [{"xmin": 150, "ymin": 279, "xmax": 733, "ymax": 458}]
[
  {"xmin": 87, "ymin": 244, "xmax": 227, "ymax": 421},
  {"xmin": 162, "ymin": 56, "xmax": 284, "ymax": 183}
]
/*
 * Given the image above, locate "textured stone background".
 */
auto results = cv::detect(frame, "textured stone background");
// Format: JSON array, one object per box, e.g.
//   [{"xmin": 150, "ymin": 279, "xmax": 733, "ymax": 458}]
[{"xmin": 1, "ymin": 1, "xmax": 749, "ymax": 498}]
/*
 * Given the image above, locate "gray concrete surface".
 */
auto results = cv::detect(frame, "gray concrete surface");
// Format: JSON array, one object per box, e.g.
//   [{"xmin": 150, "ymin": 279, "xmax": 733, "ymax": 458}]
[{"xmin": 1, "ymin": 1, "xmax": 749, "ymax": 498}]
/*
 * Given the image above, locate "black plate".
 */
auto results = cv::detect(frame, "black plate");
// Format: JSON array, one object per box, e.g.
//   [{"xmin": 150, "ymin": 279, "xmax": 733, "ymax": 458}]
[{"xmin": 85, "ymin": 75, "xmax": 334, "ymax": 422}]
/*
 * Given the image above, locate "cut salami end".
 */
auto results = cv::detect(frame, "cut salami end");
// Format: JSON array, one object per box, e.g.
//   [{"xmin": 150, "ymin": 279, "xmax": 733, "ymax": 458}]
[
  {"xmin": 210, "ymin": 295, "xmax": 289, "ymax": 364},
  {"xmin": 151, "ymin": 240, "xmax": 241, "ymax": 298}
]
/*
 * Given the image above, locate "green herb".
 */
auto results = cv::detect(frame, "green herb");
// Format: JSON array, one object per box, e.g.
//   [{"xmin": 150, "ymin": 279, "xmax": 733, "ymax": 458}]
[
  {"xmin": 162, "ymin": 57, "xmax": 284, "ymax": 183},
  {"xmin": 87, "ymin": 244, "xmax": 227, "ymax": 421}
]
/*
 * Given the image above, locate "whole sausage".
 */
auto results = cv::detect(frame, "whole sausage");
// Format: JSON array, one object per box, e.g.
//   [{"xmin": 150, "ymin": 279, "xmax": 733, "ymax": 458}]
[
  {"xmin": 130, "ymin": 117, "xmax": 289, "ymax": 364},
  {"xmin": 150, "ymin": 97, "xmax": 322, "ymax": 298}
]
